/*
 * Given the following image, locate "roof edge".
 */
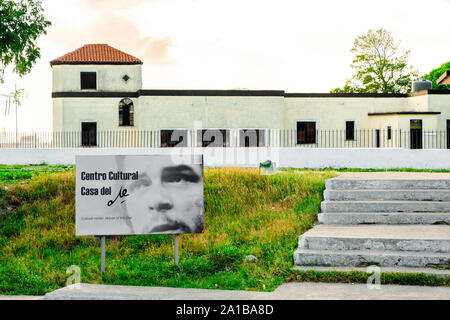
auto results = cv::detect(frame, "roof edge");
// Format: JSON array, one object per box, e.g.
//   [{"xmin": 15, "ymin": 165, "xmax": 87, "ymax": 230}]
[
  {"xmin": 285, "ymin": 92, "xmax": 407, "ymax": 98},
  {"xmin": 285, "ymin": 90, "xmax": 450, "ymax": 98},
  {"xmin": 368, "ymin": 111, "xmax": 441, "ymax": 116},
  {"xmin": 50, "ymin": 61, "xmax": 143, "ymax": 66},
  {"xmin": 437, "ymin": 70, "xmax": 450, "ymax": 85},
  {"xmin": 138, "ymin": 89, "xmax": 285, "ymax": 97},
  {"xmin": 52, "ymin": 89, "xmax": 450, "ymax": 98}
]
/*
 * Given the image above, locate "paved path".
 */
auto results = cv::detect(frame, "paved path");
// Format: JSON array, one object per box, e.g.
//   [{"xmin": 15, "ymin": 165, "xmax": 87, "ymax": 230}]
[
  {"xmin": 0, "ymin": 295, "xmax": 44, "ymax": 300},
  {"xmin": 2, "ymin": 282, "xmax": 442, "ymax": 300},
  {"xmin": 334, "ymin": 172, "xmax": 450, "ymax": 180}
]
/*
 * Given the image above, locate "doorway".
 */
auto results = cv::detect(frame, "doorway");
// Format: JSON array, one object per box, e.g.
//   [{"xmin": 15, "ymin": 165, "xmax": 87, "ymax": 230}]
[
  {"xmin": 410, "ymin": 119, "xmax": 422, "ymax": 149},
  {"xmin": 81, "ymin": 122, "xmax": 97, "ymax": 147},
  {"xmin": 375, "ymin": 129, "xmax": 380, "ymax": 148}
]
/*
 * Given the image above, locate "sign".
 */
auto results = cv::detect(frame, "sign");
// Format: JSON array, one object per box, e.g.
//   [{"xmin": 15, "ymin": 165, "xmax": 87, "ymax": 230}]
[{"xmin": 75, "ymin": 155, "xmax": 204, "ymax": 236}]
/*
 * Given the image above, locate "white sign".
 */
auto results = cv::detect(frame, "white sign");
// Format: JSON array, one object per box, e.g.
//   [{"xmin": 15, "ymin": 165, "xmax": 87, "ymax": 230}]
[{"xmin": 75, "ymin": 155, "xmax": 204, "ymax": 236}]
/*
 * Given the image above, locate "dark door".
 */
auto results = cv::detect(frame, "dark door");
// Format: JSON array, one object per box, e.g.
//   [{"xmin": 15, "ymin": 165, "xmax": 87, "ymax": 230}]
[
  {"xmin": 447, "ymin": 120, "xmax": 450, "ymax": 149},
  {"xmin": 81, "ymin": 122, "xmax": 97, "ymax": 147},
  {"xmin": 297, "ymin": 122, "xmax": 316, "ymax": 144},
  {"xmin": 410, "ymin": 120, "xmax": 422, "ymax": 149},
  {"xmin": 375, "ymin": 129, "xmax": 380, "ymax": 148}
]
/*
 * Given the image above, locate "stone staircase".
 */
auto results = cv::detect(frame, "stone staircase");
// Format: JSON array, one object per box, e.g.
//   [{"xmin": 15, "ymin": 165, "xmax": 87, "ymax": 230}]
[{"xmin": 294, "ymin": 177, "xmax": 450, "ymax": 273}]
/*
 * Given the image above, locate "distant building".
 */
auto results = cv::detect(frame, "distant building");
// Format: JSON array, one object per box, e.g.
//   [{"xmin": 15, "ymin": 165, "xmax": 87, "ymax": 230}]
[{"xmin": 51, "ymin": 44, "xmax": 450, "ymax": 149}]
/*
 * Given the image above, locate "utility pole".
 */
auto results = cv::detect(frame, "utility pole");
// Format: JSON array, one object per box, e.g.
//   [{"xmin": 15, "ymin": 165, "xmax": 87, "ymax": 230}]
[{"xmin": 15, "ymin": 84, "xmax": 18, "ymax": 148}]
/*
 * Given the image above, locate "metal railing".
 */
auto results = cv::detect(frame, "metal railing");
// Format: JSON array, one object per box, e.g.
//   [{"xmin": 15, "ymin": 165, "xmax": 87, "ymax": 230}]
[{"xmin": 0, "ymin": 129, "xmax": 448, "ymax": 149}]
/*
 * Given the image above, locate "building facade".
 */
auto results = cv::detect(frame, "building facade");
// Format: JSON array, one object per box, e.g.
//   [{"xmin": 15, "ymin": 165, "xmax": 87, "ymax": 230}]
[{"xmin": 51, "ymin": 44, "xmax": 450, "ymax": 149}]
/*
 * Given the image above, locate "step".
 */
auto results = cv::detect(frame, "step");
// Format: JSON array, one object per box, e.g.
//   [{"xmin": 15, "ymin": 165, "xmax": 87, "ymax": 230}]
[
  {"xmin": 293, "ymin": 266, "xmax": 450, "ymax": 277},
  {"xmin": 293, "ymin": 249, "xmax": 450, "ymax": 268},
  {"xmin": 318, "ymin": 212, "xmax": 450, "ymax": 225},
  {"xmin": 323, "ymin": 189, "xmax": 450, "ymax": 201},
  {"xmin": 321, "ymin": 200, "xmax": 450, "ymax": 213},
  {"xmin": 297, "ymin": 225, "xmax": 450, "ymax": 252},
  {"xmin": 326, "ymin": 179, "xmax": 450, "ymax": 190}
]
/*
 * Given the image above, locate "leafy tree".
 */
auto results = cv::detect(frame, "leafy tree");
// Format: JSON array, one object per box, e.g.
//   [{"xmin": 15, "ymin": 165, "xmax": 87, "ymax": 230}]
[
  {"xmin": 421, "ymin": 62, "xmax": 450, "ymax": 90},
  {"xmin": 331, "ymin": 28, "xmax": 417, "ymax": 94},
  {"xmin": 0, "ymin": 0, "xmax": 51, "ymax": 83}
]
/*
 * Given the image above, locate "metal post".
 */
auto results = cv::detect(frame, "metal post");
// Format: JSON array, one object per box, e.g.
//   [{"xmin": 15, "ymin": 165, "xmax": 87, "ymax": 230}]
[
  {"xmin": 174, "ymin": 234, "xmax": 179, "ymax": 266},
  {"xmin": 15, "ymin": 84, "xmax": 18, "ymax": 148},
  {"xmin": 101, "ymin": 236, "xmax": 106, "ymax": 274}
]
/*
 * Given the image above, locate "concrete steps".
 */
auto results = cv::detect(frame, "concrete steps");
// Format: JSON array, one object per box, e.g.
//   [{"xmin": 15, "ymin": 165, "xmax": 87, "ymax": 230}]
[
  {"xmin": 293, "ymin": 176, "xmax": 450, "ymax": 271},
  {"xmin": 318, "ymin": 212, "xmax": 450, "ymax": 225},
  {"xmin": 294, "ymin": 249, "xmax": 449, "ymax": 268},
  {"xmin": 324, "ymin": 189, "xmax": 450, "ymax": 201},
  {"xmin": 294, "ymin": 225, "xmax": 450, "ymax": 268},
  {"xmin": 321, "ymin": 200, "xmax": 450, "ymax": 213},
  {"xmin": 297, "ymin": 225, "xmax": 450, "ymax": 253},
  {"xmin": 326, "ymin": 179, "xmax": 450, "ymax": 190}
]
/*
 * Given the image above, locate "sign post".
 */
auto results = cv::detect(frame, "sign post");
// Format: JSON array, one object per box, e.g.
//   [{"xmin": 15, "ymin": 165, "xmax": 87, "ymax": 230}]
[
  {"xmin": 101, "ymin": 236, "xmax": 106, "ymax": 274},
  {"xmin": 75, "ymin": 155, "xmax": 204, "ymax": 276},
  {"xmin": 174, "ymin": 234, "xmax": 179, "ymax": 266}
]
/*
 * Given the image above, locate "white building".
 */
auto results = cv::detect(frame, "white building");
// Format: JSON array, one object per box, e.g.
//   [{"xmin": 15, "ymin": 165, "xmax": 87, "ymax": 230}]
[{"xmin": 51, "ymin": 44, "xmax": 450, "ymax": 149}]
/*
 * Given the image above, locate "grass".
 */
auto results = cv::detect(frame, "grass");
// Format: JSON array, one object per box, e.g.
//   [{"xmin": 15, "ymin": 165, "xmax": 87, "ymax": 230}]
[
  {"xmin": 0, "ymin": 167, "xmax": 448, "ymax": 295},
  {"xmin": 0, "ymin": 164, "xmax": 74, "ymax": 187}
]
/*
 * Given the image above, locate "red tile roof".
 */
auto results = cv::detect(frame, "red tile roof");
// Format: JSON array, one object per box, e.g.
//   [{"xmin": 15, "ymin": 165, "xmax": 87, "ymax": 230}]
[{"xmin": 50, "ymin": 44, "xmax": 143, "ymax": 66}]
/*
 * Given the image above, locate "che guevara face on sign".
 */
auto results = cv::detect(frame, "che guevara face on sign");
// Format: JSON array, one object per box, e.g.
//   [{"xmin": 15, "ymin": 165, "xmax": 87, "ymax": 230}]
[
  {"xmin": 75, "ymin": 155, "xmax": 204, "ymax": 236},
  {"xmin": 120, "ymin": 155, "xmax": 204, "ymax": 235}
]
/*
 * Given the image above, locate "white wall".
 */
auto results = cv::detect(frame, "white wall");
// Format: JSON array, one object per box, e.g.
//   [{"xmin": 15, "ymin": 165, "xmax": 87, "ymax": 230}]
[
  {"xmin": 52, "ymin": 64, "xmax": 142, "ymax": 92},
  {"xmin": 283, "ymin": 96, "xmax": 420, "ymax": 130},
  {"xmin": 139, "ymin": 95, "xmax": 285, "ymax": 130},
  {"xmin": 54, "ymin": 97, "xmax": 140, "ymax": 132},
  {"xmin": 1, "ymin": 148, "xmax": 449, "ymax": 169}
]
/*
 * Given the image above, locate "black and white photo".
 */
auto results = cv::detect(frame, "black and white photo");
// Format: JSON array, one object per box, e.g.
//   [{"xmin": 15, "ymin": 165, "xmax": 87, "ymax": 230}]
[{"xmin": 76, "ymin": 155, "xmax": 204, "ymax": 236}]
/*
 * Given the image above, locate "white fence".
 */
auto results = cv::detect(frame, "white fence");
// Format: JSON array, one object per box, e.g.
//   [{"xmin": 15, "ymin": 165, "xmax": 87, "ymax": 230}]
[{"xmin": 1, "ymin": 148, "xmax": 450, "ymax": 169}]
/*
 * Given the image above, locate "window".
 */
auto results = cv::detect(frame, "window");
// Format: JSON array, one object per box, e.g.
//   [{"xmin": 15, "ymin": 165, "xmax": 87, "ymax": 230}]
[
  {"xmin": 197, "ymin": 129, "xmax": 230, "ymax": 147},
  {"xmin": 80, "ymin": 72, "xmax": 97, "ymax": 90},
  {"xmin": 119, "ymin": 98, "xmax": 134, "ymax": 126},
  {"xmin": 345, "ymin": 121, "xmax": 355, "ymax": 140},
  {"xmin": 297, "ymin": 122, "xmax": 316, "ymax": 144},
  {"xmin": 160, "ymin": 130, "xmax": 188, "ymax": 147},
  {"xmin": 239, "ymin": 129, "xmax": 266, "ymax": 147},
  {"xmin": 387, "ymin": 126, "xmax": 392, "ymax": 140}
]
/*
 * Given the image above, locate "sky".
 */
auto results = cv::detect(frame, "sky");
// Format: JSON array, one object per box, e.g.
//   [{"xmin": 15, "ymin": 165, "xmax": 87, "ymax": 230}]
[{"xmin": 0, "ymin": 0, "xmax": 449, "ymax": 131}]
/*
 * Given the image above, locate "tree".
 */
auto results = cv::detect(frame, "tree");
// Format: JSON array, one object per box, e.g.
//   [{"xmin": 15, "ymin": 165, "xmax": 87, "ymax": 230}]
[
  {"xmin": 0, "ymin": 0, "xmax": 51, "ymax": 83},
  {"xmin": 331, "ymin": 28, "xmax": 417, "ymax": 94},
  {"xmin": 421, "ymin": 62, "xmax": 450, "ymax": 90}
]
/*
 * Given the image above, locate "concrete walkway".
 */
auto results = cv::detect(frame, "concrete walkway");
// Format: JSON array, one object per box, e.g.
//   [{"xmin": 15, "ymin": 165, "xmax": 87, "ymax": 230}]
[
  {"xmin": 29, "ymin": 282, "xmax": 447, "ymax": 300},
  {"xmin": 0, "ymin": 295, "xmax": 44, "ymax": 300},
  {"xmin": 334, "ymin": 172, "xmax": 450, "ymax": 180},
  {"xmin": 4, "ymin": 282, "xmax": 448, "ymax": 300}
]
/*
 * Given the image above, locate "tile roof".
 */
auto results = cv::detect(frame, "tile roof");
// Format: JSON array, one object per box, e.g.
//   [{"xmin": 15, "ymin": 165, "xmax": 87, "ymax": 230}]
[{"xmin": 50, "ymin": 44, "xmax": 143, "ymax": 66}]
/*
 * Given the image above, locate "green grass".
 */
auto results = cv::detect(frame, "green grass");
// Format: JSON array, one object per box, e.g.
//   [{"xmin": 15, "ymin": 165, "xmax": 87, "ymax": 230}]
[
  {"xmin": 288, "ymin": 270, "xmax": 448, "ymax": 286},
  {"xmin": 0, "ymin": 167, "xmax": 448, "ymax": 295},
  {"xmin": 0, "ymin": 164, "xmax": 74, "ymax": 187}
]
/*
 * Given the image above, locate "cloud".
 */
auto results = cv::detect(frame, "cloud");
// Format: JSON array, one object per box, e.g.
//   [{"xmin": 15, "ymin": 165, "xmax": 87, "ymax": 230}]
[{"xmin": 46, "ymin": 0, "xmax": 176, "ymax": 66}]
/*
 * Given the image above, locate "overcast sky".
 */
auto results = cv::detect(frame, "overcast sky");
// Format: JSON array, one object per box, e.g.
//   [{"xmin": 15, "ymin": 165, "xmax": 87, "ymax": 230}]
[{"xmin": 0, "ymin": 0, "xmax": 449, "ymax": 131}]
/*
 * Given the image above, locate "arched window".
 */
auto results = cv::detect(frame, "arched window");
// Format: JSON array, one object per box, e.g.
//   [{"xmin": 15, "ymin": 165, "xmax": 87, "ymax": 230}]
[{"xmin": 119, "ymin": 98, "xmax": 134, "ymax": 126}]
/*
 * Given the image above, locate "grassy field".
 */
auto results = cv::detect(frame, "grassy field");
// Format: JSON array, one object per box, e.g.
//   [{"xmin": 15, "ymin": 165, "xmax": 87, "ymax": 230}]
[
  {"xmin": 0, "ymin": 167, "xmax": 448, "ymax": 295},
  {"xmin": 0, "ymin": 164, "xmax": 73, "ymax": 187}
]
